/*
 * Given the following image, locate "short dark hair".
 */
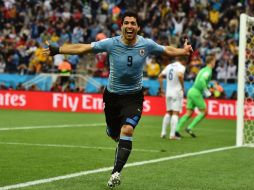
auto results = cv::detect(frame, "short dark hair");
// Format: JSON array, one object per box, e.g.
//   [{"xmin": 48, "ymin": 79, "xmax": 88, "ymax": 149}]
[
  {"xmin": 178, "ymin": 55, "xmax": 189, "ymax": 62},
  {"xmin": 121, "ymin": 11, "xmax": 140, "ymax": 26},
  {"xmin": 206, "ymin": 54, "xmax": 215, "ymax": 64}
]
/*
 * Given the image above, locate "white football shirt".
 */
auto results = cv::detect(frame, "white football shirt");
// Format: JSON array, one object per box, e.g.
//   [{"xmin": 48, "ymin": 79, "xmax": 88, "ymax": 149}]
[{"xmin": 161, "ymin": 61, "xmax": 186, "ymax": 97}]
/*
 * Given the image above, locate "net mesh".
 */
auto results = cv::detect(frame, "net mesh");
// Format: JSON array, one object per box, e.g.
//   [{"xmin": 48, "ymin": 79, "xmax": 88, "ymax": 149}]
[{"xmin": 244, "ymin": 16, "xmax": 254, "ymax": 145}]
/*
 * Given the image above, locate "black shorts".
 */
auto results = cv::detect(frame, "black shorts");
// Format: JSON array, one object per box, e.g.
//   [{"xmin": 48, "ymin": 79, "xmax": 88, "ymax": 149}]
[{"xmin": 103, "ymin": 88, "xmax": 144, "ymax": 138}]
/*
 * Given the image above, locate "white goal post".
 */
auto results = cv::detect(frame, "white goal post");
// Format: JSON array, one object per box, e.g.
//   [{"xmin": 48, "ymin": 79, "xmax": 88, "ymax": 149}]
[{"xmin": 237, "ymin": 14, "xmax": 254, "ymax": 146}]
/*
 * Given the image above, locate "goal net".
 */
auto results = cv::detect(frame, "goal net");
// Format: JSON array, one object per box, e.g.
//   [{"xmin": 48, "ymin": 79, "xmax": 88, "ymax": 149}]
[{"xmin": 237, "ymin": 14, "xmax": 254, "ymax": 146}]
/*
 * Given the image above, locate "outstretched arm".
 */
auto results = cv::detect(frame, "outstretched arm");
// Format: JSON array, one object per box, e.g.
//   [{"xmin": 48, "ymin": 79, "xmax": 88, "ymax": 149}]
[
  {"xmin": 60, "ymin": 43, "xmax": 92, "ymax": 55},
  {"xmin": 43, "ymin": 41, "xmax": 93, "ymax": 56},
  {"xmin": 163, "ymin": 39, "xmax": 193, "ymax": 57}
]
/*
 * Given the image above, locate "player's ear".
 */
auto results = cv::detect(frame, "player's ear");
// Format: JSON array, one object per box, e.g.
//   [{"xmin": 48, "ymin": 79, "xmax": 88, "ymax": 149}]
[{"xmin": 137, "ymin": 26, "xmax": 140, "ymax": 33}]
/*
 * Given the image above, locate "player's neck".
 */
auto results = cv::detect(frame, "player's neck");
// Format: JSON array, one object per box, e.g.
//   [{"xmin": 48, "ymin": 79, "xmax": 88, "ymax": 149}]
[
  {"xmin": 121, "ymin": 36, "xmax": 137, "ymax": 46},
  {"xmin": 207, "ymin": 64, "xmax": 213, "ymax": 69}
]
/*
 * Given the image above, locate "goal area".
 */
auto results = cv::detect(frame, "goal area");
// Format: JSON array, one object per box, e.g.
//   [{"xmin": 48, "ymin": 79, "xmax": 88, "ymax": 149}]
[{"xmin": 237, "ymin": 14, "xmax": 254, "ymax": 146}]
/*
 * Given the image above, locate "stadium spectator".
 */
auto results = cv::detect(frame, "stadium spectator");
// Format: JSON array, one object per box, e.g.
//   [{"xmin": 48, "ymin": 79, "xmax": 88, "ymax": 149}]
[
  {"xmin": 146, "ymin": 56, "xmax": 161, "ymax": 79},
  {"xmin": 53, "ymin": 53, "xmax": 65, "ymax": 72},
  {"xmin": 42, "ymin": 11, "xmax": 193, "ymax": 189},
  {"xmin": 50, "ymin": 81, "xmax": 62, "ymax": 92},
  {"xmin": 143, "ymin": 87, "xmax": 151, "ymax": 96},
  {"xmin": 0, "ymin": 55, "xmax": 6, "ymax": 73},
  {"xmin": 208, "ymin": 6, "xmax": 220, "ymax": 29},
  {"xmin": 216, "ymin": 62, "xmax": 227, "ymax": 83},
  {"xmin": 100, "ymin": 67, "xmax": 109, "ymax": 78},
  {"xmin": 28, "ymin": 42, "xmax": 47, "ymax": 74},
  {"xmin": 28, "ymin": 84, "xmax": 40, "ymax": 91},
  {"xmin": 16, "ymin": 45, "xmax": 30, "ymax": 75},
  {"xmin": 58, "ymin": 58, "xmax": 71, "ymax": 86},
  {"xmin": 0, "ymin": 82, "xmax": 8, "ymax": 90},
  {"xmin": 67, "ymin": 54, "xmax": 80, "ymax": 74},
  {"xmin": 230, "ymin": 90, "xmax": 237, "ymax": 99},
  {"xmin": 247, "ymin": 61, "xmax": 254, "ymax": 84},
  {"xmin": 226, "ymin": 61, "xmax": 237, "ymax": 83},
  {"xmin": 246, "ymin": 0, "xmax": 254, "ymax": 16},
  {"xmin": 172, "ymin": 13, "xmax": 186, "ymax": 36},
  {"xmin": 93, "ymin": 32, "xmax": 108, "ymax": 77},
  {"xmin": 186, "ymin": 55, "xmax": 202, "ymax": 81},
  {"xmin": 16, "ymin": 82, "xmax": 25, "ymax": 91}
]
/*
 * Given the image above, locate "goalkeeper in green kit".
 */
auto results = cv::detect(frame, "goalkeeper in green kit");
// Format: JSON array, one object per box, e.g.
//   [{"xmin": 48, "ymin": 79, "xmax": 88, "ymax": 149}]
[{"xmin": 175, "ymin": 54, "xmax": 216, "ymax": 138}]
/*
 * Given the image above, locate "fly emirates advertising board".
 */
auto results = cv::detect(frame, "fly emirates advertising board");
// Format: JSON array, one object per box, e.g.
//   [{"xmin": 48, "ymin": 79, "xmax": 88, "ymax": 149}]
[{"xmin": 1, "ymin": 90, "xmax": 253, "ymax": 120}]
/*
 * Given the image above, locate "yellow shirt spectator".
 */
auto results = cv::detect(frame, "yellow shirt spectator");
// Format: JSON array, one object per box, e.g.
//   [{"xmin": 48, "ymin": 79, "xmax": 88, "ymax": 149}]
[
  {"xmin": 146, "ymin": 57, "xmax": 160, "ymax": 79},
  {"xmin": 209, "ymin": 9, "xmax": 219, "ymax": 24},
  {"xmin": 34, "ymin": 47, "xmax": 47, "ymax": 62}
]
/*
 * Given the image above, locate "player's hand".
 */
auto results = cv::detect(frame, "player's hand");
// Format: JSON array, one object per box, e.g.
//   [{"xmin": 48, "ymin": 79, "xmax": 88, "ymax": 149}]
[
  {"xmin": 183, "ymin": 38, "xmax": 193, "ymax": 56},
  {"xmin": 42, "ymin": 41, "xmax": 60, "ymax": 56},
  {"xmin": 203, "ymin": 88, "xmax": 212, "ymax": 98}
]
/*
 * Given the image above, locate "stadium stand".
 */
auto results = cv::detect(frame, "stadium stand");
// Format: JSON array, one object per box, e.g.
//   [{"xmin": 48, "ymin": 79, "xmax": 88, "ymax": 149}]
[{"xmin": 0, "ymin": 0, "xmax": 253, "ymax": 97}]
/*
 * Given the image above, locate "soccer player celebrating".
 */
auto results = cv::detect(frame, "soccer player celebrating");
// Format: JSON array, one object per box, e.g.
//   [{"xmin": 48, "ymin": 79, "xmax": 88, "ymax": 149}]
[
  {"xmin": 175, "ymin": 54, "xmax": 216, "ymax": 138},
  {"xmin": 158, "ymin": 56, "xmax": 188, "ymax": 140},
  {"xmin": 43, "ymin": 11, "xmax": 193, "ymax": 188}
]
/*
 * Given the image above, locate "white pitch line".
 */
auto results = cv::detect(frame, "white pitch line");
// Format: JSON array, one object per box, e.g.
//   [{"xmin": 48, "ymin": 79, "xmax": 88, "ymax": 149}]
[
  {"xmin": 0, "ymin": 123, "xmax": 105, "ymax": 131},
  {"xmin": 0, "ymin": 166, "xmax": 113, "ymax": 190},
  {"xmin": 0, "ymin": 145, "xmax": 241, "ymax": 190},
  {"xmin": 0, "ymin": 123, "xmax": 158, "ymax": 131},
  {"xmin": 0, "ymin": 142, "xmax": 160, "ymax": 153}
]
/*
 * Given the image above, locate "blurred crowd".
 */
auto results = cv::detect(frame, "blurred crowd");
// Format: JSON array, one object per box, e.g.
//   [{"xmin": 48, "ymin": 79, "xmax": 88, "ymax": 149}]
[{"xmin": 0, "ymin": 0, "xmax": 254, "ymax": 94}]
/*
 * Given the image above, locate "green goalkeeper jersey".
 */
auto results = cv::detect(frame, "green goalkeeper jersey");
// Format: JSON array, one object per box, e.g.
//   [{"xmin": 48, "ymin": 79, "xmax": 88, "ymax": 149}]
[{"xmin": 192, "ymin": 66, "xmax": 212, "ymax": 93}]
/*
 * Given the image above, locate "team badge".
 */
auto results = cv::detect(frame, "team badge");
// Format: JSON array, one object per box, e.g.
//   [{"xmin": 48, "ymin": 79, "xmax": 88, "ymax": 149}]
[{"xmin": 139, "ymin": 49, "xmax": 145, "ymax": 56}]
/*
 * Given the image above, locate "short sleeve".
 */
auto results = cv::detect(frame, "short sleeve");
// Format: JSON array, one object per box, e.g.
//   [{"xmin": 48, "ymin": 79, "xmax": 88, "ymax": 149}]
[
  {"xmin": 91, "ymin": 38, "xmax": 113, "ymax": 53},
  {"xmin": 179, "ymin": 64, "xmax": 186, "ymax": 74},
  {"xmin": 146, "ymin": 39, "xmax": 165, "ymax": 55}
]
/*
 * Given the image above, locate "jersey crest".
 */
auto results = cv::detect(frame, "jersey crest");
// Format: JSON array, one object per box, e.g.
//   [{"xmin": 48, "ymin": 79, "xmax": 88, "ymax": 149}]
[{"xmin": 139, "ymin": 49, "xmax": 145, "ymax": 56}]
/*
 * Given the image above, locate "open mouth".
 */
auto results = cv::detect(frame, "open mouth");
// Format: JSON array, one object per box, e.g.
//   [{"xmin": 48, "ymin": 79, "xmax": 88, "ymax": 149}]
[{"xmin": 126, "ymin": 31, "xmax": 134, "ymax": 35}]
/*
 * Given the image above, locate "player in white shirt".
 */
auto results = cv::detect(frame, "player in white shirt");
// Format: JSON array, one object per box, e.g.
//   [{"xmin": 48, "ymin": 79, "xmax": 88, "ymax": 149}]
[{"xmin": 158, "ymin": 56, "xmax": 187, "ymax": 139}]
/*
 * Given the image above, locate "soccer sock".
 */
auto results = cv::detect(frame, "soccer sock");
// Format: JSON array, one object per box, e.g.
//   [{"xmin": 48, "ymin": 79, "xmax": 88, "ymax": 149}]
[
  {"xmin": 188, "ymin": 113, "xmax": 205, "ymax": 130},
  {"xmin": 176, "ymin": 114, "xmax": 190, "ymax": 132},
  {"xmin": 112, "ymin": 136, "xmax": 132, "ymax": 174},
  {"xmin": 170, "ymin": 115, "xmax": 178, "ymax": 137},
  {"xmin": 161, "ymin": 113, "xmax": 170, "ymax": 135}
]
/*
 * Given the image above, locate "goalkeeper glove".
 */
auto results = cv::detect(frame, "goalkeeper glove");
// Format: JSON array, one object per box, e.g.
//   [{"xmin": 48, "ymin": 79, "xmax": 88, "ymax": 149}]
[{"xmin": 203, "ymin": 88, "xmax": 211, "ymax": 98}]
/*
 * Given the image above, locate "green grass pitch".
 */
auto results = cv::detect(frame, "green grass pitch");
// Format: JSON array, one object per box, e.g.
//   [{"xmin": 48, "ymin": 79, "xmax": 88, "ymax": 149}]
[{"xmin": 0, "ymin": 109, "xmax": 253, "ymax": 190}]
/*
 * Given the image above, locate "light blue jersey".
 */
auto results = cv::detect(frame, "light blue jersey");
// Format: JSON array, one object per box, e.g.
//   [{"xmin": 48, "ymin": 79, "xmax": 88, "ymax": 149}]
[{"xmin": 91, "ymin": 35, "xmax": 165, "ymax": 94}]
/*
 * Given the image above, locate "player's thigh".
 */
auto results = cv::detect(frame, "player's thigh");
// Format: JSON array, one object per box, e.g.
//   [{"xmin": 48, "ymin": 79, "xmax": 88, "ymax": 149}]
[
  {"xmin": 188, "ymin": 91, "xmax": 206, "ymax": 110},
  {"xmin": 186, "ymin": 95, "xmax": 195, "ymax": 110},
  {"xmin": 166, "ymin": 96, "xmax": 183, "ymax": 112},
  {"xmin": 104, "ymin": 106, "xmax": 121, "ymax": 132},
  {"xmin": 103, "ymin": 89, "xmax": 122, "ymax": 136},
  {"xmin": 121, "ymin": 92, "xmax": 144, "ymax": 128},
  {"xmin": 194, "ymin": 97, "xmax": 206, "ymax": 109}
]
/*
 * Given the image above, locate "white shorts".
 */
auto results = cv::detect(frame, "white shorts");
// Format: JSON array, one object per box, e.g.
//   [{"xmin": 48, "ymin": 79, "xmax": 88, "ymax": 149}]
[{"xmin": 165, "ymin": 96, "xmax": 183, "ymax": 112}]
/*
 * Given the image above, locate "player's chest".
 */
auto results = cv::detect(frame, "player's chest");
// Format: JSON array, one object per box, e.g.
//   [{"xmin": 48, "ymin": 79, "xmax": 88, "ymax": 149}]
[{"xmin": 111, "ymin": 46, "xmax": 147, "ymax": 68}]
